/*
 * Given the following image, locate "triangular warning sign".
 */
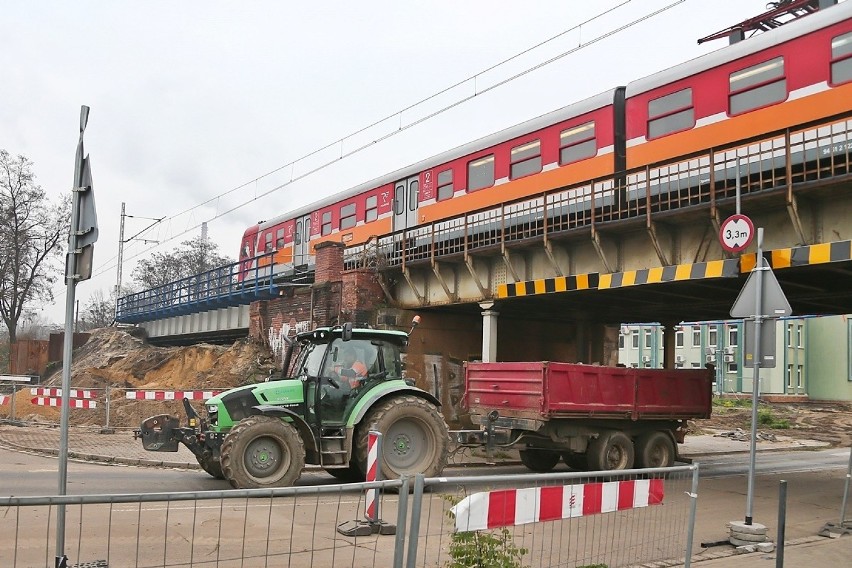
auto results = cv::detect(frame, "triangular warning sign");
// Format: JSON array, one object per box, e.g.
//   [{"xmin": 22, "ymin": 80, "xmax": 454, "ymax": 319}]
[{"xmin": 730, "ymin": 265, "xmax": 792, "ymax": 318}]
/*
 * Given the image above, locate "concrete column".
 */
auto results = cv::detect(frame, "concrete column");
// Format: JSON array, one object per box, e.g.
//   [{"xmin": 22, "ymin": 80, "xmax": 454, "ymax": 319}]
[
  {"xmin": 662, "ymin": 321, "xmax": 677, "ymax": 370},
  {"xmin": 480, "ymin": 302, "xmax": 499, "ymax": 362}
]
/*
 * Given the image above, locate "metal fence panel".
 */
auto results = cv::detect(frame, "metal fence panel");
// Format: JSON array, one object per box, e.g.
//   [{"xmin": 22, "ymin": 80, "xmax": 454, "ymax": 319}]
[
  {"xmin": 0, "ymin": 482, "xmax": 406, "ymax": 568},
  {"xmin": 406, "ymin": 466, "xmax": 698, "ymax": 568}
]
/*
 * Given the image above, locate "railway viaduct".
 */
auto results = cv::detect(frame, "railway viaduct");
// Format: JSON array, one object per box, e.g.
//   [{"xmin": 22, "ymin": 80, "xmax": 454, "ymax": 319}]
[{"xmin": 120, "ymin": 113, "xmax": 852, "ymax": 409}]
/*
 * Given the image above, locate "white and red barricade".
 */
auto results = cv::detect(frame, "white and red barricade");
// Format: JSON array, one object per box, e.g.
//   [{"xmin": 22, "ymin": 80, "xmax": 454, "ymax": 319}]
[
  {"xmin": 125, "ymin": 390, "xmax": 222, "ymax": 401},
  {"xmin": 451, "ymin": 478, "xmax": 665, "ymax": 532},
  {"xmin": 30, "ymin": 397, "xmax": 97, "ymax": 409},
  {"xmin": 0, "ymin": 395, "xmax": 9, "ymax": 406},
  {"xmin": 365, "ymin": 430, "xmax": 382, "ymax": 522},
  {"xmin": 30, "ymin": 388, "xmax": 97, "ymax": 399},
  {"xmin": 29, "ymin": 387, "xmax": 99, "ymax": 409}
]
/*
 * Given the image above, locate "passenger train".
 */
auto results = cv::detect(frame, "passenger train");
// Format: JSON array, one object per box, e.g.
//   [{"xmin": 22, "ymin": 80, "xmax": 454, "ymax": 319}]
[{"xmin": 238, "ymin": 3, "xmax": 852, "ymax": 279}]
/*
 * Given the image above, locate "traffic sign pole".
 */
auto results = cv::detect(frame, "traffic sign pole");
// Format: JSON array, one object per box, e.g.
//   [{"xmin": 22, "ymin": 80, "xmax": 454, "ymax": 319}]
[{"xmin": 745, "ymin": 227, "xmax": 764, "ymax": 526}]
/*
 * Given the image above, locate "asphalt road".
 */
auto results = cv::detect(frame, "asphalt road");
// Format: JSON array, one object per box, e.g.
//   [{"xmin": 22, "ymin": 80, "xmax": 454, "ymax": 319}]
[{"xmin": 1, "ymin": 446, "xmax": 848, "ymax": 496}]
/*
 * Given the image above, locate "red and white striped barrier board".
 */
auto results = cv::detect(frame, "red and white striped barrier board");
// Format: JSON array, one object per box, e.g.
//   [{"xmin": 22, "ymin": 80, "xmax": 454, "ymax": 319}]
[
  {"xmin": 30, "ymin": 397, "xmax": 98, "ymax": 409},
  {"xmin": 124, "ymin": 390, "xmax": 222, "ymax": 401},
  {"xmin": 0, "ymin": 395, "xmax": 9, "ymax": 406},
  {"xmin": 451, "ymin": 478, "xmax": 665, "ymax": 532},
  {"xmin": 364, "ymin": 430, "xmax": 382, "ymax": 522},
  {"xmin": 30, "ymin": 388, "xmax": 98, "ymax": 399}
]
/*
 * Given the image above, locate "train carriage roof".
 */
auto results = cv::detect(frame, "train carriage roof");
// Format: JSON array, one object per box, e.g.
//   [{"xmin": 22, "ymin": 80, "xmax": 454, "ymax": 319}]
[
  {"xmin": 256, "ymin": 89, "xmax": 619, "ymax": 230},
  {"xmin": 625, "ymin": 1, "xmax": 852, "ymax": 98}
]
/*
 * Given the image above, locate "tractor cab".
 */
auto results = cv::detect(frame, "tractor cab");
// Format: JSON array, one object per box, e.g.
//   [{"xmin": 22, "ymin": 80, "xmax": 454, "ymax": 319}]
[{"xmin": 289, "ymin": 325, "xmax": 408, "ymax": 429}]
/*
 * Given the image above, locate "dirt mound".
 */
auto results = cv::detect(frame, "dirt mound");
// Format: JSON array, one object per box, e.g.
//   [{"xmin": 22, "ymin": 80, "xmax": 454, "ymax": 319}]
[{"xmin": 17, "ymin": 327, "xmax": 277, "ymax": 427}]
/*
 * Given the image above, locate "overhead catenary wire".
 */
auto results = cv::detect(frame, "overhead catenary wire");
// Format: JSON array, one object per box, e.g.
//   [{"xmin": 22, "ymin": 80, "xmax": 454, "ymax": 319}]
[{"xmin": 91, "ymin": 0, "xmax": 687, "ymax": 279}]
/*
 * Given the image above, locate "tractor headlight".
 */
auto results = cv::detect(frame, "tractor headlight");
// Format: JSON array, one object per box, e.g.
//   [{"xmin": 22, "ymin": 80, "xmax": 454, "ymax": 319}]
[{"xmin": 206, "ymin": 404, "xmax": 218, "ymax": 426}]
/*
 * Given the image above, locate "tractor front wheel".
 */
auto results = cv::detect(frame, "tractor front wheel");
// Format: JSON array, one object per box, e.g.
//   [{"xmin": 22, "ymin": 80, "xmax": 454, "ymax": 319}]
[{"xmin": 220, "ymin": 416, "xmax": 305, "ymax": 489}]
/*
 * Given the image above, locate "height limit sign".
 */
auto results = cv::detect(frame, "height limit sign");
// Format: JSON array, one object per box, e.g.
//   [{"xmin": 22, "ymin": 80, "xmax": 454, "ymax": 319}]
[{"xmin": 719, "ymin": 214, "xmax": 754, "ymax": 253}]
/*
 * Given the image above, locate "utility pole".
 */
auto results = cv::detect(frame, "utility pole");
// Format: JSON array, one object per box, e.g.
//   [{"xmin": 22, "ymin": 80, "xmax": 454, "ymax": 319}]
[{"xmin": 114, "ymin": 204, "xmax": 163, "ymax": 298}]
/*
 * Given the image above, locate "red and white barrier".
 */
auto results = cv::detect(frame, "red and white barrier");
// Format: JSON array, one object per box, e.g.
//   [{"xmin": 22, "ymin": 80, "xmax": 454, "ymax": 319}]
[
  {"xmin": 0, "ymin": 395, "xmax": 9, "ymax": 406},
  {"xmin": 30, "ymin": 397, "xmax": 98, "ymax": 409},
  {"xmin": 124, "ymin": 390, "xmax": 222, "ymax": 401},
  {"xmin": 364, "ymin": 430, "xmax": 381, "ymax": 522},
  {"xmin": 451, "ymin": 478, "xmax": 665, "ymax": 532},
  {"xmin": 30, "ymin": 388, "xmax": 97, "ymax": 399}
]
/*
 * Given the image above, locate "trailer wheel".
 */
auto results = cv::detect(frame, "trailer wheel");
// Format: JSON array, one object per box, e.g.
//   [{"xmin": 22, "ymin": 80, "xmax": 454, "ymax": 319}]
[
  {"xmin": 220, "ymin": 416, "xmax": 305, "ymax": 489},
  {"xmin": 356, "ymin": 395, "xmax": 450, "ymax": 480},
  {"xmin": 196, "ymin": 453, "xmax": 225, "ymax": 479},
  {"xmin": 519, "ymin": 449, "xmax": 561, "ymax": 472},
  {"xmin": 635, "ymin": 432, "xmax": 675, "ymax": 468},
  {"xmin": 587, "ymin": 431, "xmax": 635, "ymax": 471}
]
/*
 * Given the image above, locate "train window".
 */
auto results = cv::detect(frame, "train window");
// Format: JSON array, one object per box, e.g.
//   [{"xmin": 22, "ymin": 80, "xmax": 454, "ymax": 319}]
[
  {"xmin": 340, "ymin": 203, "xmax": 356, "ymax": 230},
  {"xmin": 510, "ymin": 140, "xmax": 542, "ymax": 179},
  {"xmin": 394, "ymin": 184, "xmax": 404, "ymax": 215},
  {"xmin": 276, "ymin": 228, "xmax": 285, "ymax": 248},
  {"xmin": 264, "ymin": 232, "xmax": 273, "ymax": 252},
  {"xmin": 295, "ymin": 221, "xmax": 302, "ymax": 245},
  {"xmin": 321, "ymin": 211, "xmax": 332, "ymax": 236},
  {"xmin": 647, "ymin": 88, "xmax": 694, "ymax": 139},
  {"xmin": 831, "ymin": 31, "xmax": 852, "ymax": 85},
  {"xmin": 365, "ymin": 195, "xmax": 378, "ymax": 222},
  {"xmin": 729, "ymin": 57, "xmax": 786, "ymax": 116},
  {"xmin": 409, "ymin": 180, "xmax": 419, "ymax": 211},
  {"xmin": 560, "ymin": 121, "xmax": 596, "ymax": 165},
  {"xmin": 437, "ymin": 169, "xmax": 453, "ymax": 201},
  {"xmin": 467, "ymin": 154, "xmax": 495, "ymax": 191}
]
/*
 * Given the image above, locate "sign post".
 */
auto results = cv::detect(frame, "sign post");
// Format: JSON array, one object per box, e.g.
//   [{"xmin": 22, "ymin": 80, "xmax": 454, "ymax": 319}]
[
  {"xmin": 728, "ymin": 227, "xmax": 791, "ymax": 527},
  {"xmin": 56, "ymin": 105, "xmax": 98, "ymax": 568}
]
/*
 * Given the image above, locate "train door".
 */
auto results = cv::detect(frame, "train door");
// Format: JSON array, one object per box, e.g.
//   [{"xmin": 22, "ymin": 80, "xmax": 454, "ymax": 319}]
[
  {"xmin": 293, "ymin": 214, "xmax": 311, "ymax": 267},
  {"xmin": 392, "ymin": 175, "xmax": 420, "ymax": 232}
]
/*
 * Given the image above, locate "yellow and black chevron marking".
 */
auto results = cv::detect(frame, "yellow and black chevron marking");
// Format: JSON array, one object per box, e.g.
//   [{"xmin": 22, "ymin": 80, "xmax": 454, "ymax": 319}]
[
  {"xmin": 741, "ymin": 240, "xmax": 852, "ymax": 272},
  {"xmin": 497, "ymin": 240, "xmax": 852, "ymax": 299}
]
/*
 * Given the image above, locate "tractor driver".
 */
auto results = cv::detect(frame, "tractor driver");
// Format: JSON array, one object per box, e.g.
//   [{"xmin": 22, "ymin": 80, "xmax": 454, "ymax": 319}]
[{"xmin": 338, "ymin": 346, "xmax": 368, "ymax": 389}]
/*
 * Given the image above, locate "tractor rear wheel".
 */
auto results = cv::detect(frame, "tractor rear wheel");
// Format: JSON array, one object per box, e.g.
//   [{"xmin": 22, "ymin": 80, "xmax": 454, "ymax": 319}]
[
  {"xmin": 196, "ymin": 452, "xmax": 225, "ymax": 479},
  {"xmin": 356, "ymin": 395, "xmax": 450, "ymax": 480},
  {"xmin": 519, "ymin": 449, "xmax": 560, "ymax": 472},
  {"xmin": 220, "ymin": 416, "xmax": 305, "ymax": 489}
]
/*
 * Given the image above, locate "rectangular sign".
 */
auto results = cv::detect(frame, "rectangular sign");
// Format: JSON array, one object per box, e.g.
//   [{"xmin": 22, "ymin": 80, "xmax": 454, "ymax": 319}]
[
  {"xmin": 744, "ymin": 320, "xmax": 777, "ymax": 369},
  {"xmin": 0, "ymin": 375, "xmax": 35, "ymax": 383}
]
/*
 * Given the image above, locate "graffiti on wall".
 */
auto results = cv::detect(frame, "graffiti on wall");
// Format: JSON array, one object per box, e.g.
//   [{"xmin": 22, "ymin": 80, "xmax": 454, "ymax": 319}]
[{"xmin": 268, "ymin": 319, "xmax": 311, "ymax": 364}]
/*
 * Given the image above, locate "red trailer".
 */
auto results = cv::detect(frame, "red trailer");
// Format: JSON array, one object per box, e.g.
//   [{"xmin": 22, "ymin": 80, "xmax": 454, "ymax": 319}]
[{"xmin": 458, "ymin": 362, "xmax": 713, "ymax": 472}]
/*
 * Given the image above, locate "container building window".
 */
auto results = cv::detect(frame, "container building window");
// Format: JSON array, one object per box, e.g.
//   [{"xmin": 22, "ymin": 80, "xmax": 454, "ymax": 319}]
[
  {"xmin": 510, "ymin": 140, "xmax": 542, "ymax": 179},
  {"xmin": 644, "ymin": 329, "xmax": 652, "ymax": 349},
  {"xmin": 648, "ymin": 88, "xmax": 694, "ymax": 138},
  {"xmin": 729, "ymin": 57, "xmax": 786, "ymax": 115},
  {"xmin": 692, "ymin": 326, "xmax": 701, "ymax": 346},
  {"xmin": 365, "ymin": 195, "xmax": 378, "ymax": 223},
  {"xmin": 467, "ymin": 155, "xmax": 495, "ymax": 191},
  {"xmin": 559, "ymin": 121, "xmax": 596, "ymax": 165},
  {"xmin": 708, "ymin": 328, "xmax": 718, "ymax": 347},
  {"xmin": 632, "ymin": 332, "xmax": 639, "ymax": 349},
  {"xmin": 276, "ymin": 228, "xmax": 285, "ymax": 248},
  {"xmin": 321, "ymin": 211, "xmax": 332, "ymax": 236},
  {"xmin": 619, "ymin": 333, "xmax": 625, "ymax": 349},
  {"xmin": 339, "ymin": 203, "xmax": 356, "ymax": 230},
  {"xmin": 728, "ymin": 326, "xmax": 738, "ymax": 347},
  {"xmin": 831, "ymin": 31, "xmax": 852, "ymax": 84},
  {"xmin": 675, "ymin": 329, "xmax": 684, "ymax": 347},
  {"xmin": 437, "ymin": 169, "xmax": 454, "ymax": 201}
]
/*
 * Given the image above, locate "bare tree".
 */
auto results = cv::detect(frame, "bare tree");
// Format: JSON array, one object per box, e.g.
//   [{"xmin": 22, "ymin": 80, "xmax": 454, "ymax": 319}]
[
  {"xmin": 131, "ymin": 235, "xmax": 233, "ymax": 290},
  {"xmin": 0, "ymin": 150, "xmax": 71, "ymax": 344},
  {"xmin": 79, "ymin": 289, "xmax": 116, "ymax": 330}
]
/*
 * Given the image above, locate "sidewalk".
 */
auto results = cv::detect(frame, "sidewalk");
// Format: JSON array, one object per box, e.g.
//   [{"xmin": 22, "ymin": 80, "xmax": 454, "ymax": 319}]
[{"xmin": 1, "ymin": 421, "xmax": 850, "ymax": 567}]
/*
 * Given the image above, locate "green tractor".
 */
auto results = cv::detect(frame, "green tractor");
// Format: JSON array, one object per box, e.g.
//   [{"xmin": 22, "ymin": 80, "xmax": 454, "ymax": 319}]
[{"xmin": 136, "ymin": 318, "xmax": 450, "ymax": 489}]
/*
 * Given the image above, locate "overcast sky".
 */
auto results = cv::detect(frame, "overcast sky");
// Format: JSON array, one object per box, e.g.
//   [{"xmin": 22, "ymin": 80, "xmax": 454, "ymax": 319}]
[{"xmin": 2, "ymin": 0, "xmax": 789, "ymax": 324}]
